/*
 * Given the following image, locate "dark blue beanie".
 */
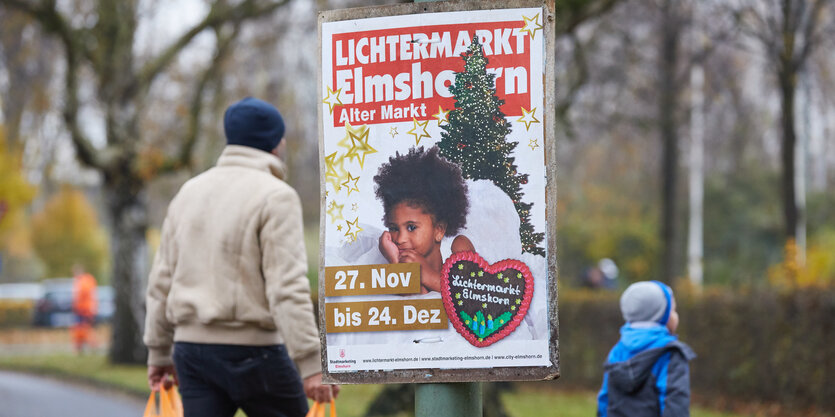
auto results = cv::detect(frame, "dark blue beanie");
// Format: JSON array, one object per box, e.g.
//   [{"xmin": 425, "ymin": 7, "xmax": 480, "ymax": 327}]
[{"xmin": 223, "ymin": 97, "xmax": 285, "ymax": 152}]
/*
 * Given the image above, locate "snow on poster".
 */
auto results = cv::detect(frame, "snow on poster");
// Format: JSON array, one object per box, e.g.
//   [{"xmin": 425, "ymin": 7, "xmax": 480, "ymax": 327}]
[{"xmin": 318, "ymin": 1, "xmax": 557, "ymax": 383}]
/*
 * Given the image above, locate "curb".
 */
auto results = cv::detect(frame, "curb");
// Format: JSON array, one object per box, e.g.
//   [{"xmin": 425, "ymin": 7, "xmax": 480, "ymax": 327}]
[{"xmin": 0, "ymin": 365, "xmax": 147, "ymax": 400}]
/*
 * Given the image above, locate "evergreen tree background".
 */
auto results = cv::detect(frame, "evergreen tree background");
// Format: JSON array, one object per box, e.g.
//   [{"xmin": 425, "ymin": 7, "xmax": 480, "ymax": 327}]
[{"xmin": 438, "ymin": 37, "xmax": 545, "ymax": 256}]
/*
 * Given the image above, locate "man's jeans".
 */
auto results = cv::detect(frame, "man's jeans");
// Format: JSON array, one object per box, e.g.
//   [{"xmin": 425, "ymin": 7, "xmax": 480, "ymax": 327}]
[{"xmin": 173, "ymin": 342, "xmax": 308, "ymax": 417}]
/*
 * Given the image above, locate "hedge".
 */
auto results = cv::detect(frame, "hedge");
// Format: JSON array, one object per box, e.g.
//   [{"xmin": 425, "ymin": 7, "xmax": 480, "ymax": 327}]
[
  {"xmin": 0, "ymin": 300, "xmax": 34, "ymax": 328},
  {"xmin": 555, "ymin": 287, "xmax": 835, "ymax": 413}
]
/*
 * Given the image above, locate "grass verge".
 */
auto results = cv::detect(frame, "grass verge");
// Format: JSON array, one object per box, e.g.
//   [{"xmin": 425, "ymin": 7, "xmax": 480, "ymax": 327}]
[{"xmin": 0, "ymin": 353, "xmax": 744, "ymax": 417}]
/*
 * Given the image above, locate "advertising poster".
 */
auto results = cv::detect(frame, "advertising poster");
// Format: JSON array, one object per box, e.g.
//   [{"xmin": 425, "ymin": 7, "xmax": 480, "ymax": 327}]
[{"xmin": 319, "ymin": 1, "xmax": 557, "ymax": 383}]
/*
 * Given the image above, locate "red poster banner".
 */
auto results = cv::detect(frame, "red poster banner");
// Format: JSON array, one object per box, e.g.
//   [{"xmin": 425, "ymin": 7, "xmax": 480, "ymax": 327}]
[{"xmin": 330, "ymin": 22, "xmax": 531, "ymax": 126}]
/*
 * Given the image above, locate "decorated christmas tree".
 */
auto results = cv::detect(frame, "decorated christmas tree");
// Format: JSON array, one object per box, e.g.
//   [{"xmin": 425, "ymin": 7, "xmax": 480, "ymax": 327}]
[{"xmin": 438, "ymin": 36, "xmax": 545, "ymax": 256}]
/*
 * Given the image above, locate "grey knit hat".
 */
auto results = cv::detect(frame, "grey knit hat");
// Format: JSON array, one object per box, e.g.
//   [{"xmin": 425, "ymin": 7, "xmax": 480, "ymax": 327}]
[{"xmin": 620, "ymin": 281, "xmax": 674, "ymax": 325}]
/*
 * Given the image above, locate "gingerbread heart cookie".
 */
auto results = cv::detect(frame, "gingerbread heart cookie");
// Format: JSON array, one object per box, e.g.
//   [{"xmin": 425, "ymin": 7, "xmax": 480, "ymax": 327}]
[{"xmin": 440, "ymin": 251, "xmax": 533, "ymax": 347}]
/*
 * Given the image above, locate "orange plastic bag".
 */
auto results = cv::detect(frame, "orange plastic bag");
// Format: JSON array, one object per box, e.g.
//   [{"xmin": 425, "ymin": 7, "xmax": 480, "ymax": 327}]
[
  {"xmin": 305, "ymin": 401, "xmax": 337, "ymax": 417},
  {"xmin": 143, "ymin": 386, "xmax": 183, "ymax": 417}
]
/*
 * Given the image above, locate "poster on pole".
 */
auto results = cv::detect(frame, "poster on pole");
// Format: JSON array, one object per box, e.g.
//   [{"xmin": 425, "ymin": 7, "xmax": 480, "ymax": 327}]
[{"xmin": 318, "ymin": 0, "xmax": 558, "ymax": 383}]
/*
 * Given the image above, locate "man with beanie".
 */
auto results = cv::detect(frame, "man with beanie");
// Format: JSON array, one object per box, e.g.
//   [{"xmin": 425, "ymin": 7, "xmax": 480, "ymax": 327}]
[
  {"xmin": 597, "ymin": 281, "xmax": 696, "ymax": 417},
  {"xmin": 144, "ymin": 97, "xmax": 338, "ymax": 417}
]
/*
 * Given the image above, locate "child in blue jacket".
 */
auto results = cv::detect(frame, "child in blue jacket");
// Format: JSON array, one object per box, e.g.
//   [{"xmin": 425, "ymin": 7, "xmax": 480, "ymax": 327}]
[{"xmin": 597, "ymin": 281, "xmax": 696, "ymax": 417}]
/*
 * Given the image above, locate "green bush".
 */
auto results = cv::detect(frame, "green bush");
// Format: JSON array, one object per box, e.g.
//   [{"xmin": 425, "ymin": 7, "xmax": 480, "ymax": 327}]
[
  {"xmin": 554, "ymin": 289, "xmax": 621, "ymax": 388},
  {"xmin": 555, "ymin": 287, "xmax": 835, "ymax": 413},
  {"xmin": 682, "ymin": 288, "xmax": 835, "ymax": 411}
]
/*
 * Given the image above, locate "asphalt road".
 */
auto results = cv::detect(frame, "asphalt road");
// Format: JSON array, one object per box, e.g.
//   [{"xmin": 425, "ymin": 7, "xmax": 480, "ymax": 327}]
[{"xmin": 0, "ymin": 370, "xmax": 145, "ymax": 416}]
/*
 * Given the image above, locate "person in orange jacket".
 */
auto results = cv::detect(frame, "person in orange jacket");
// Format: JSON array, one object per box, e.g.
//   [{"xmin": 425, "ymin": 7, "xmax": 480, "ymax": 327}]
[{"xmin": 72, "ymin": 264, "xmax": 98, "ymax": 354}]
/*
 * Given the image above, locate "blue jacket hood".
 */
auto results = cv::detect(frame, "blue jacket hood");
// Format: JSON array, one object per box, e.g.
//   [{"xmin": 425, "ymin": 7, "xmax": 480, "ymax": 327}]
[{"xmin": 612, "ymin": 324, "xmax": 677, "ymax": 362}]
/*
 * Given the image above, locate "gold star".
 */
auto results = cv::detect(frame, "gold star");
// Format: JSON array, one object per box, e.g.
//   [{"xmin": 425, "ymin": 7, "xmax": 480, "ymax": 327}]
[
  {"xmin": 322, "ymin": 86, "xmax": 343, "ymax": 114},
  {"xmin": 341, "ymin": 172, "xmax": 360, "ymax": 196},
  {"xmin": 352, "ymin": 203, "xmax": 358, "ymax": 211},
  {"xmin": 324, "ymin": 152, "xmax": 339, "ymax": 178},
  {"xmin": 517, "ymin": 107, "xmax": 540, "ymax": 130},
  {"xmin": 389, "ymin": 127, "xmax": 398, "ymax": 138},
  {"xmin": 432, "ymin": 106, "xmax": 450, "ymax": 126},
  {"xmin": 520, "ymin": 13, "xmax": 543, "ymax": 40},
  {"xmin": 407, "ymin": 118, "xmax": 431, "ymax": 145},
  {"xmin": 344, "ymin": 217, "xmax": 362, "ymax": 242},
  {"xmin": 326, "ymin": 201, "xmax": 344, "ymax": 224},
  {"xmin": 337, "ymin": 122, "xmax": 366, "ymax": 153},
  {"xmin": 528, "ymin": 138, "xmax": 540, "ymax": 150},
  {"xmin": 345, "ymin": 125, "xmax": 377, "ymax": 169},
  {"xmin": 324, "ymin": 152, "xmax": 347, "ymax": 192},
  {"xmin": 336, "ymin": 224, "xmax": 343, "ymax": 232},
  {"xmin": 334, "ymin": 165, "xmax": 352, "ymax": 193}
]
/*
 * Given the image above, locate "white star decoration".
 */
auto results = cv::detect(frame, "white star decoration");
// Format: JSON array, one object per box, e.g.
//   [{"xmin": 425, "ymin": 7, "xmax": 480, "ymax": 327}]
[
  {"xmin": 344, "ymin": 217, "xmax": 362, "ymax": 242},
  {"xmin": 528, "ymin": 138, "xmax": 540, "ymax": 150},
  {"xmin": 517, "ymin": 107, "xmax": 540, "ymax": 131},
  {"xmin": 322, "ymin": 86, "xmax": 343, "ymax": 114},
  {"xmin": 407, "ymin": 118, "xmax": 431, "ymax": 145},
  {"xmin": 520, "ymin": 13, "xmax": 543, "ymax": 40},
  {"xmin": 432, "ymin": 106, "xmax": 450, "ymax": 126}
]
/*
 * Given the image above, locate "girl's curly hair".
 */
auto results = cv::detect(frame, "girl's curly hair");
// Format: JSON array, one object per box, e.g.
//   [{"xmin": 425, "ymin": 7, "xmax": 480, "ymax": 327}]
[{"xmin": 374, "ymin": 146, "xmax": 468, "ymax": 236}]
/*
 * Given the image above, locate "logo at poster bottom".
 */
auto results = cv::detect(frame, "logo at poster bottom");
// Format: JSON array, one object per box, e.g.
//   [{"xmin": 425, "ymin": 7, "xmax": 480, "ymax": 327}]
[{"xmin": 440, "ymin": 251, "xmax": 533, "ymax": 347}]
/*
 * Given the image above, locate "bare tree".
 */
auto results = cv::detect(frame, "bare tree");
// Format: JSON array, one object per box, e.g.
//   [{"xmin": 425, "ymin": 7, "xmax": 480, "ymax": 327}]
[
  {"xmin": 734, "ymin": 0, "xmax": 835, "ymax": 243},
  {"xmin": 657, "ymin": 0, "xmax": 687, "ymax": 284},
  {"xmin": 0, "ymin": 0, "xmax": 291, "ymax": 364},
  {"xmin": 0, "ymin": 8, "xmax": 58, "ymax": 153}
]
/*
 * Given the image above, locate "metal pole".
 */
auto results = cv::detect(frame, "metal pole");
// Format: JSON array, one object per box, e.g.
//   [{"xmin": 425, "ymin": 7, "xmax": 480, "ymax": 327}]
[
  {"xmin": 412, "ymin": 0, "xmax": 483, "ymax": 414},
  {"xmin": 416, "ymin": 382, "xmax": 482, "ymax": 417},
  {"xmin": 687, "ymin": 18, "xmax": 705, "ymax": 290}
]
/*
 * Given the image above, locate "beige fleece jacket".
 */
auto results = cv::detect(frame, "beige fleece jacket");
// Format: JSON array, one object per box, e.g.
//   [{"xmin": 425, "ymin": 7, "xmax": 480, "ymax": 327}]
[{"xmin": 144, "ymin": 145, "xmax": 321, "ymax": 378}]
